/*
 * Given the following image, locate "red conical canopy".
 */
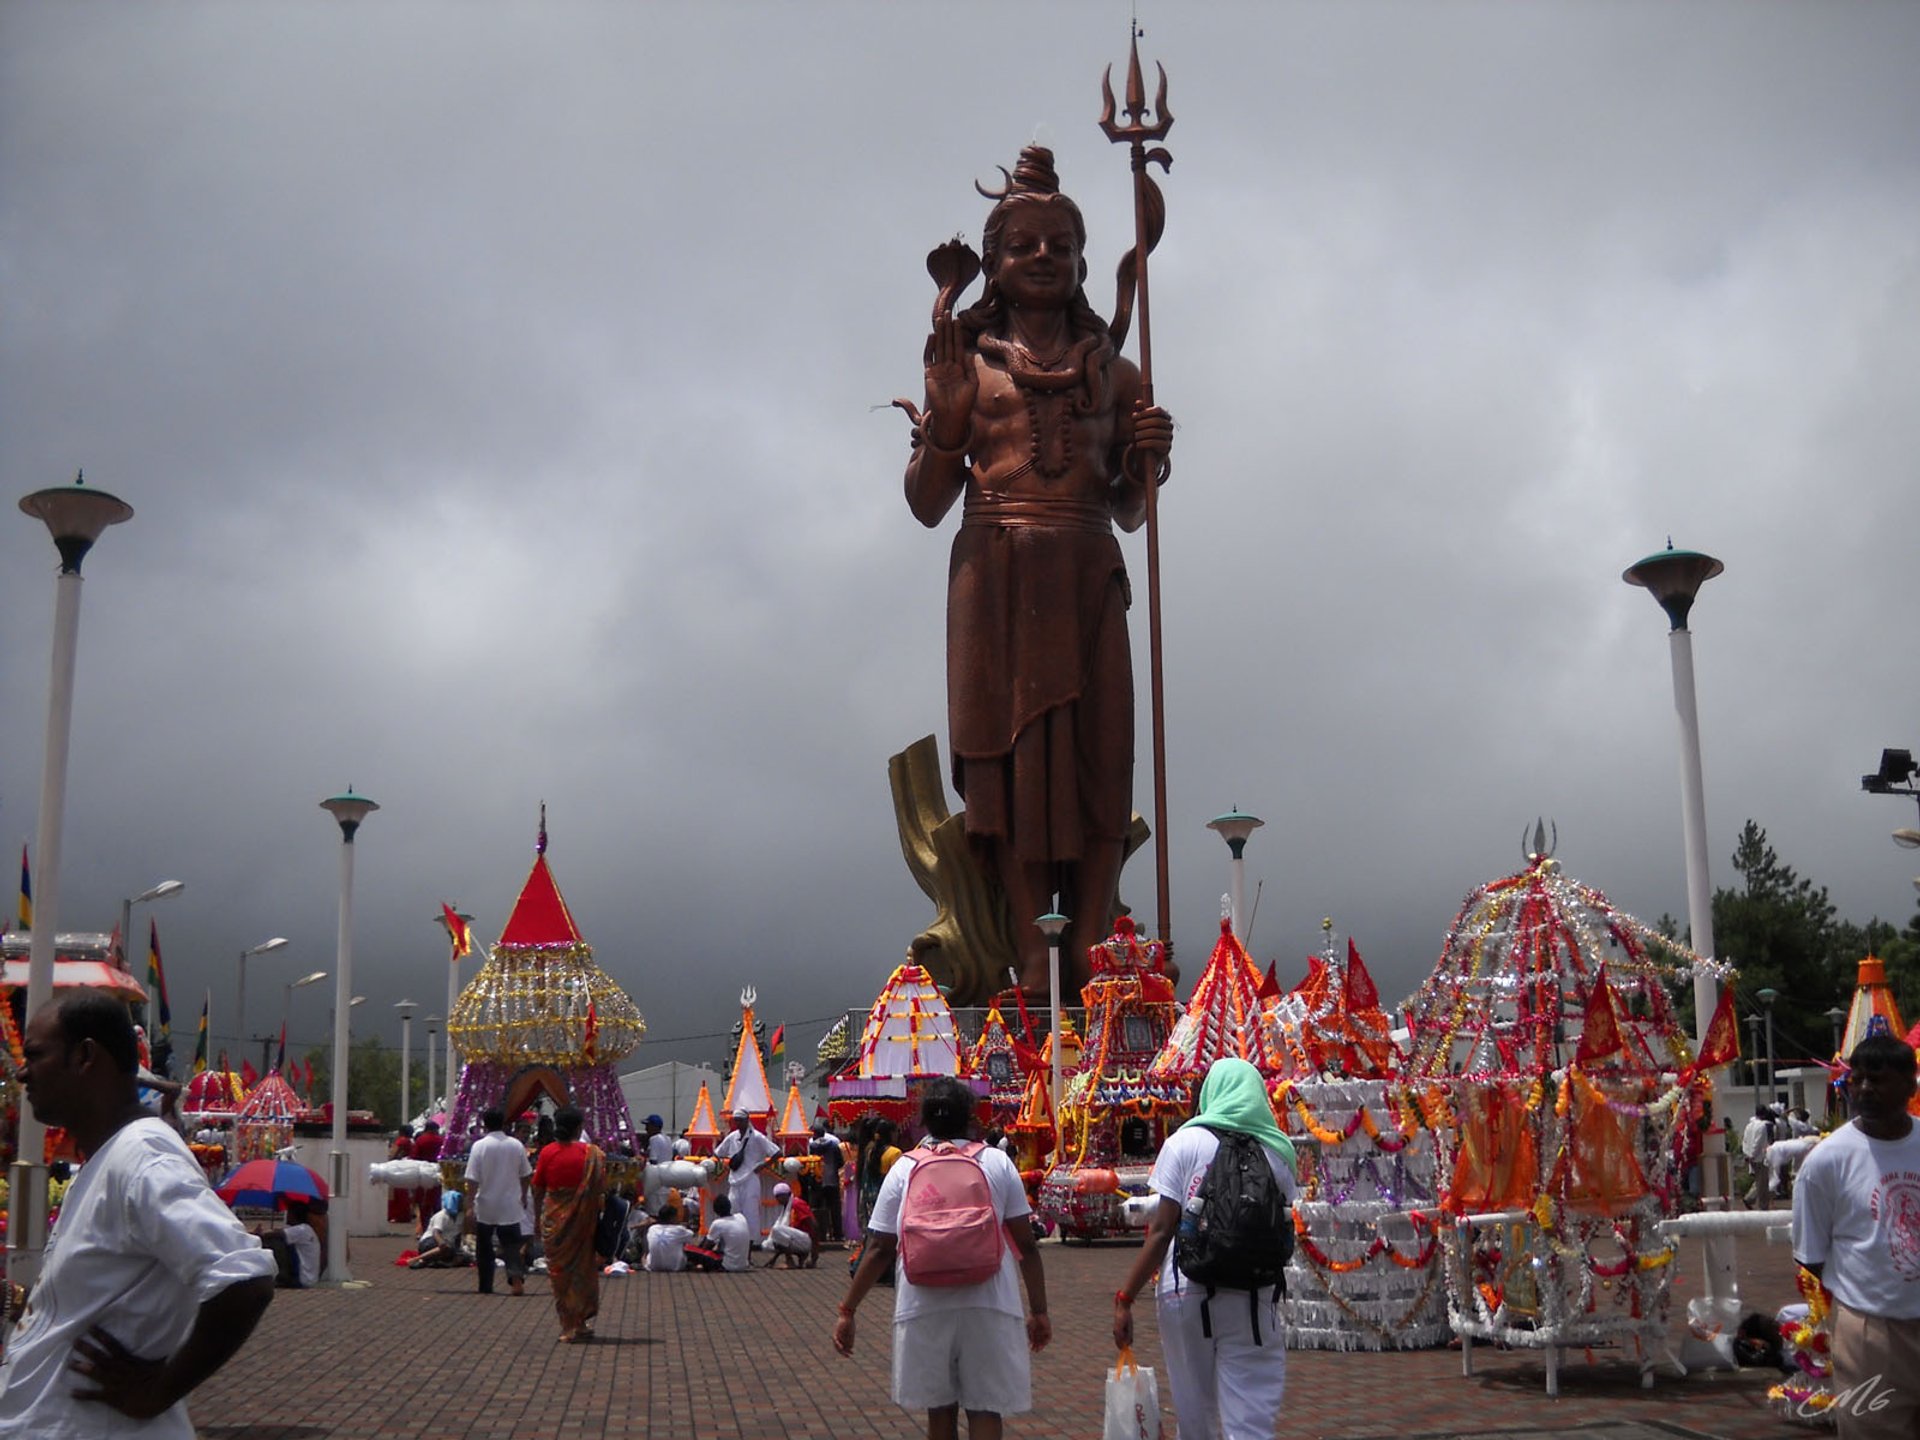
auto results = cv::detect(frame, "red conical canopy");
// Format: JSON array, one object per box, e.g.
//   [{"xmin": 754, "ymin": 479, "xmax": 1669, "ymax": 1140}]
[{"xmin": 497, "ymin": 853, "xmax": 583, "ymax": 948}]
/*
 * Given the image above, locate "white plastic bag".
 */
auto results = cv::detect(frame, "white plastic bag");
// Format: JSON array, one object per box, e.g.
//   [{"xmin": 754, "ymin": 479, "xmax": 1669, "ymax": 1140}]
[{"xmin": 1104, "ymin": 1346, "xmax": 1162, "ymax": 1440}]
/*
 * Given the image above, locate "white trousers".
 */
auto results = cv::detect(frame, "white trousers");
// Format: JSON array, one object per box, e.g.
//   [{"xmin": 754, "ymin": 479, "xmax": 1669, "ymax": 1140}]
[
  {"xmin": 1156, "ymin": 1286, "xmax": 1286, "ymax": 1440},
  {"xmin": 768, "ymin": 1223, "xmax": 812, "ymax": 1255}
]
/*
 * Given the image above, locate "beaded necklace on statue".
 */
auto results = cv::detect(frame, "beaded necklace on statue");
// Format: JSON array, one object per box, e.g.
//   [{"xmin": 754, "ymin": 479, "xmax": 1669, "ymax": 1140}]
[{"xmin": 977, "ymin": 331, "xmax": 1105, "ymax": 481}]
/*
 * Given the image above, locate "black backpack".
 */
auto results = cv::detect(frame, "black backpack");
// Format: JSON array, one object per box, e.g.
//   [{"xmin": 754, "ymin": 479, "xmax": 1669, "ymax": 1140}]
[{"xmin": 1173, "ymin": 1126, "xmax": 1293, "ymax": 1345}]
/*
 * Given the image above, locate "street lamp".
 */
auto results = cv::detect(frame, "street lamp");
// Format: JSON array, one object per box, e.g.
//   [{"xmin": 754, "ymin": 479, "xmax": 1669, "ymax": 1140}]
[
  {"xmin": 11, "ymin": 473, "xmax": 134, "ymax": 1279},
  {"xmin": 1206, "ymin": 808, "xmax": 1263, "ymax": 941},
  {"xmin": 319, "ymin": 786, "xmax": 378, "ymax": 1284},
  {"xmin": 1756, "ymin": 987, "xmax": 1779, "ymax": 1108},
  {"xmin": 1745, "ymin": 1012, "xmax": 1763, "ymax": 1112},
  {"xmin": 1035, "ymin": 909, "xmax": 1069, "ymax": 1159},
  {"xmin": 1624, "ymin": 543, "xmax": 1723, "ymax": 1050},
  {"xmin": 433, "ymin": 907, "xmax": 473, "ymax": 1106},
  {"xmin": 236, "ymin": 936, "xmax": 290, "ymax": 1059},
  {"xmin": 279, "ymin": 970, "xmax": 327, "ymax": 1074},
  {"xmin": 1827, "ymin": 1005, "xmax": 1847, "ymax": 1056},
  {"xmin": 424, "ymin": 1015, "xmax": 442, "ymax": 1109},
  {"xmin": 396, "ymin": 1000, "xmax": 417, "ymax": 1128}
]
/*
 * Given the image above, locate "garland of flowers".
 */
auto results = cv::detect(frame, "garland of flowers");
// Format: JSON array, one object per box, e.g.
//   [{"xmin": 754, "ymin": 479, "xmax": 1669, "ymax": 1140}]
[
  {"xmin": 1275, "ymin": 1083, "xmax": 1423, "ymax": 1152},
  {"xmin": 1293, "ymin": 1209, "xmax": 1440, "ymax": 1272}
]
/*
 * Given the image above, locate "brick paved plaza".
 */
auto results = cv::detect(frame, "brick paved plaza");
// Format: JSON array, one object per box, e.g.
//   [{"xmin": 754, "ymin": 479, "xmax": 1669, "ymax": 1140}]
[{"xmin": 187, "ymin": 1229, "xmax": 1812, "ymax": 1440}]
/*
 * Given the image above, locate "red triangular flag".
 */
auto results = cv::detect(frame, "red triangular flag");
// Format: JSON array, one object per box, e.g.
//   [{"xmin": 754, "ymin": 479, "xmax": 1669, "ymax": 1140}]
[
  {"xmin": 240, "ymin": 1058, "xmax": 259, "ymax": 1089},
  {"xmin": 1345, "ymin": 939, "xmax": 1380, "ymax": 1011},
  {"xmin": 1574, "ymin": 966, "xmax": 1625, "ymax": 1065},
  {"xmin": 1694, "ymin": 985, "xmax": 1741, "ymax": 1070},
  {"xmin": 582, "ymin": 998, "xmax": 599, "ymax": 1066},
  {"xmin": 1257, "ymin": 961, "xmax": 1281, "ymax": 1000}
]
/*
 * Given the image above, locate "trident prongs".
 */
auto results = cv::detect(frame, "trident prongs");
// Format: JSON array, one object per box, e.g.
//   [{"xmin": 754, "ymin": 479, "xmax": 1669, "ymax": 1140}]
[{"xmin": 1099, "ymin": 24, "xmax": 1173, "ymax": 148}]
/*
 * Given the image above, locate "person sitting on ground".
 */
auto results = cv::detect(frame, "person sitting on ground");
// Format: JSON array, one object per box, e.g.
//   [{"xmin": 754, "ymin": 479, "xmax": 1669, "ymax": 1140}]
[
  {"xmin": 644, "ymin": 1204, "xmax": 697, "ymax": 1273},
  {"xmin": 764, "ymin": 1182, "xmax": 818, "ymax": 1268},
  {"xmin": 260, "ymin": 1201, "xmax": 321, "ymax": 1289},
  {"xmin": 704, "ymin": 1193, "xmax": 754, "ymax": 1272},
  {"xmin": 409, "ymin": 1192, "xmax": 471, "ymax": 1268}
]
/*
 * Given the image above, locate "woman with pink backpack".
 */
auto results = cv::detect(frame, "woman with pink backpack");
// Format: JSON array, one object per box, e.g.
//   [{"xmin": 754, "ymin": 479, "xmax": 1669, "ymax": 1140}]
[{"xmin": 833, "ymin": 1077, "xmax": 1052, "ymax": 1440}]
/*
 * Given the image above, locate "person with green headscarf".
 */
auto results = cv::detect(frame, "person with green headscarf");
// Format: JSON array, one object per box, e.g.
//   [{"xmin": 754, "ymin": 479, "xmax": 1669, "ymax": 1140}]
[{"xmin": 1112, "ymin": 1057, "xmax": 1298, "ymax": 1438}]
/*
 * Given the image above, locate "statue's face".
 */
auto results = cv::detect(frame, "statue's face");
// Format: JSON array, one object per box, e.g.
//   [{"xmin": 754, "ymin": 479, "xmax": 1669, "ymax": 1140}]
[{"xmin": 991, "ymin": 201, "xmax": 1083, "ymax": 309}]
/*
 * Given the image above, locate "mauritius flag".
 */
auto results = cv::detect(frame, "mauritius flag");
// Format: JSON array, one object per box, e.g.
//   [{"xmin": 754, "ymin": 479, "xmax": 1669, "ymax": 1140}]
[
  {"xmin": 192, "ymin": 992, "xmax": 210, "ymax": 1074},
  {"xmin": 768, "ymin": 1024, "xmax": 786, "ymax": 1070},
  {"xmin": 17, "ymin": 844, "xmax": 30, "ymax": 932},
  {"xmin": 147, "ymin": 919, "xmax": 172, "ymax": 1045}
]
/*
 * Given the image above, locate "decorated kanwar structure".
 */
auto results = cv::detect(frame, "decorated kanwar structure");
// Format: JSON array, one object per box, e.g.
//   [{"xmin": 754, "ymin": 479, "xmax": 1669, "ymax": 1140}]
[
  {"xmin": 1266, "ymin": 923, "xmax": 1447, "ymax": 1351},
  {"xmin": 1404, "ymin": 835, "xmax": 1728, "ymax": 1393},
  {"xmin": 1039, "ymin": 916, "xmax": 1182, "ymax": 1238},
  {"xmin": 828, "ymin": 961, "xmax": 979, "ymax": 1141},
  {"xmin": 442, "ymin": 820, "xmax": 644, "ymax": 1157}
]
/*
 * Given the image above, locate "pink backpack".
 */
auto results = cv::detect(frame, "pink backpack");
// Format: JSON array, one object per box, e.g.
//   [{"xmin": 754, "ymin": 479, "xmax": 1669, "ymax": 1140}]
[{"xmin": 898, "ymin": 1140, "xmax": 1005, "ymax": 1286}]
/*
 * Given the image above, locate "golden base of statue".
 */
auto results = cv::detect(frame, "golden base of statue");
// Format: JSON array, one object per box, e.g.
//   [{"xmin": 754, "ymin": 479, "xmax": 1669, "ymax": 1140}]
[{"xmin": 890, "ymin": 734, "xmax": 1150, "ymax": 1005}]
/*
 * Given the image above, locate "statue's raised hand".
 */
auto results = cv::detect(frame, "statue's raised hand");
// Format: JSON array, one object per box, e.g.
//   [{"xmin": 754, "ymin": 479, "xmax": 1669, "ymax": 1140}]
[{"xmin": 921, "ymin": 314, "xmax": 976, "ymax": 452}]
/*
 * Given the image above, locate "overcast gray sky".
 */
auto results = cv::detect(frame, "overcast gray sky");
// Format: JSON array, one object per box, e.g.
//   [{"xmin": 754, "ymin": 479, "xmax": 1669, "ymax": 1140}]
[{"xmin": 4, "ymin": 1, "xmax": 1917, "ymax": 1076}]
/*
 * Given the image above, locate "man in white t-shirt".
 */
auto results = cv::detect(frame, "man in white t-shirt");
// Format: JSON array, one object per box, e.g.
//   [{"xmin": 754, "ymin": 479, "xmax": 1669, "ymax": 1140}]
[
  {"xmin": 1793, "ymin": 1033, "xmax": 1920, "ymax": 1439},
  {"xmin": 639, "ymin": 1114, "xmax": 675, "ymax": 1213},
  {"xmin": 714, "ymin": 1109, "xmax": 780, "ymax": 1242},
  {"xmin": 704, "ymin": 1194, "xmax": 755, "ymax": 1272},
  {"xmin": 834, "ymin": 1077, "xmax": 1050, "ymax": 1440},
  {"xmin": 464, "ymin": 1106, "xmax": 533, "ymax": 1296},
  {"xmin": 0, "ymin": 992, "xmax": 278, "ymax": 1437},
  {"xmin": 644, "ymin": 1204, "xmax": 696, "ymax": 1272}
]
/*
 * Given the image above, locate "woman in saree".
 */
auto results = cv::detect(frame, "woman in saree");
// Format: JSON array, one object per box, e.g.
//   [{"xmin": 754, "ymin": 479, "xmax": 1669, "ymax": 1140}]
[{"xmin": 531, "ymin": 1105, "xmax": 607, "ymax": 1343}]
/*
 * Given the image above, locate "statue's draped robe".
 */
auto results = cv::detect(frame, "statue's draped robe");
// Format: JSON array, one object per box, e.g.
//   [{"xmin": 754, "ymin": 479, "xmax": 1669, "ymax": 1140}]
[{"xmin": 942, "ymin": 340, "xmax": 1134, "ymax": 867}]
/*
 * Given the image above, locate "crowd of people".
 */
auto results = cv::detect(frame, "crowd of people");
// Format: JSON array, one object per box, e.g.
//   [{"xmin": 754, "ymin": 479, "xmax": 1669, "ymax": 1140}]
[{"xmin": 5, "ymin": 984, "xmax": 1913, "ymax": 1440}]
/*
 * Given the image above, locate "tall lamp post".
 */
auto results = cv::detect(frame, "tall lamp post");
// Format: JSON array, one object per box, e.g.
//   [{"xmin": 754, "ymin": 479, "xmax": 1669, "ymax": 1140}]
[
  {"xmin": 279, "ymin": 970, "xmax": 327, "ymax": 1073},
  {"xmin": 396, "ymin": 1000, "xmax": 417, "ymax": 1127},
  {"xmin": 1624, "ymin": 543, "xmax": 1723, "ymax": 1046},
  {"xmin": 424, "ymin": 1015, "xmax": 441, "ymax": 1109},
  {"xmin": 236, "ymin": 936, "xmax": 290, "ymax": 1062},
  {"xmin": 1206, "ymin": 809, "xmax": 1263, "ymax": 941},
  {"xmin": 320, "ymin": 787, "xmax": 378, "ymax": 1283},
  {"xmin": 11, "ymin": 474, "xmax": 133, "ymax": 1279},
  {"xmin": 1035, "ymin": 910, "xmax": 1068, "ymax": 1159},
  {"xmin": 1745, "ymin": 1012, "xmax": 1764, "ymax": 1112},
  {"xmin": 121, "ymin": 879, "xmax": 184, "ymax": 1044},
  {"xmin": 1756, "ymin": 987, "xmax": 1779, "ymax": 1107}
]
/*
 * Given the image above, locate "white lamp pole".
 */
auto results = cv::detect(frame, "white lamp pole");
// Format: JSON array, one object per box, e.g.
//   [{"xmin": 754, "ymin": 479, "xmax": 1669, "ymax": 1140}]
[
  {"xmin": 236, "ymin": 936, "xmax": 289, "ymax": 1063},
  {"xmin": 1206, "ymin": 809, "xmax": 1264, "ymax": 941},
  {"xmin": 1035, "ymin": 910, "xmax": 1069, "ymax": 1160},
  {"xmin": 396, "ymin": 1000, "xmax": 417, "ymax": 1127},
  {"xmin": 1624, "ymin": 544, "xmax": 1723, "ymax": 1045},
  {"xmin": 282, "ymin": 970, "xmax": 327, "ymax": 1064},
  {"xmin": 424, "ymin": 1015, "xmax": 441, "ymax": 1109},
  {"xmin": 11, "ymin": 475, "xmax": 133, "ymax": 1280},
  {"xmin": 319, "ymin": 787, "xmax": 378, "ymax": 1283}
]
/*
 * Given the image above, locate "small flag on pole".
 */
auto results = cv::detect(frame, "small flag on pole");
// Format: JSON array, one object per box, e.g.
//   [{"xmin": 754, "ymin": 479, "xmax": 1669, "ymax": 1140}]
[
  {"xmin": 148, "ymin": 919, "xmax": 172, "ymax": 1045},
  {"xmin": 769, "ymin": 1024, "xmax": 786, "ymax": 1070},
  {"xmin": 17, "ymin": 844, "xmax": 31, "ymax": 933},
  {"xmin": 440, "ymin": 902, "xmax": 472, "ymax": 960},
  {"xmin": 276, "ymin": 1021, "xmax": 287, "ymax": 1073},
  {"xmin": 582, "ymin": 999, "xmax": 599, "ymax": 1066},
  {"xmin": 192, "ymin": 993, "xmax": 210, "ymax": 1074}
]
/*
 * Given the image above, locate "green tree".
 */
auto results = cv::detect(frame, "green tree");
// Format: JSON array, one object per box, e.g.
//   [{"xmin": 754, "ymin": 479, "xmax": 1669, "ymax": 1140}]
[{"xmin": 1711, "ymin": 821, "xmax": 1842, "ymax": 1082}]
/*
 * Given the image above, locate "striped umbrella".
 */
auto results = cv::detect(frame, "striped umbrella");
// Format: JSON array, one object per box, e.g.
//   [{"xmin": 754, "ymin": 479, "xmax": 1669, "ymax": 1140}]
[{"xmin": 216, "ymin": 1158, "xmax": 329, "ymax": 1210}]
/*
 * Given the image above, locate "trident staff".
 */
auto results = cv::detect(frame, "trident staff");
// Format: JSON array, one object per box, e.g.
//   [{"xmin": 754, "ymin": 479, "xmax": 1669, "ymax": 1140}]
[{"xmin": 1100, "ymin": 26, "xmax": 1175, "ymax": 953}]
